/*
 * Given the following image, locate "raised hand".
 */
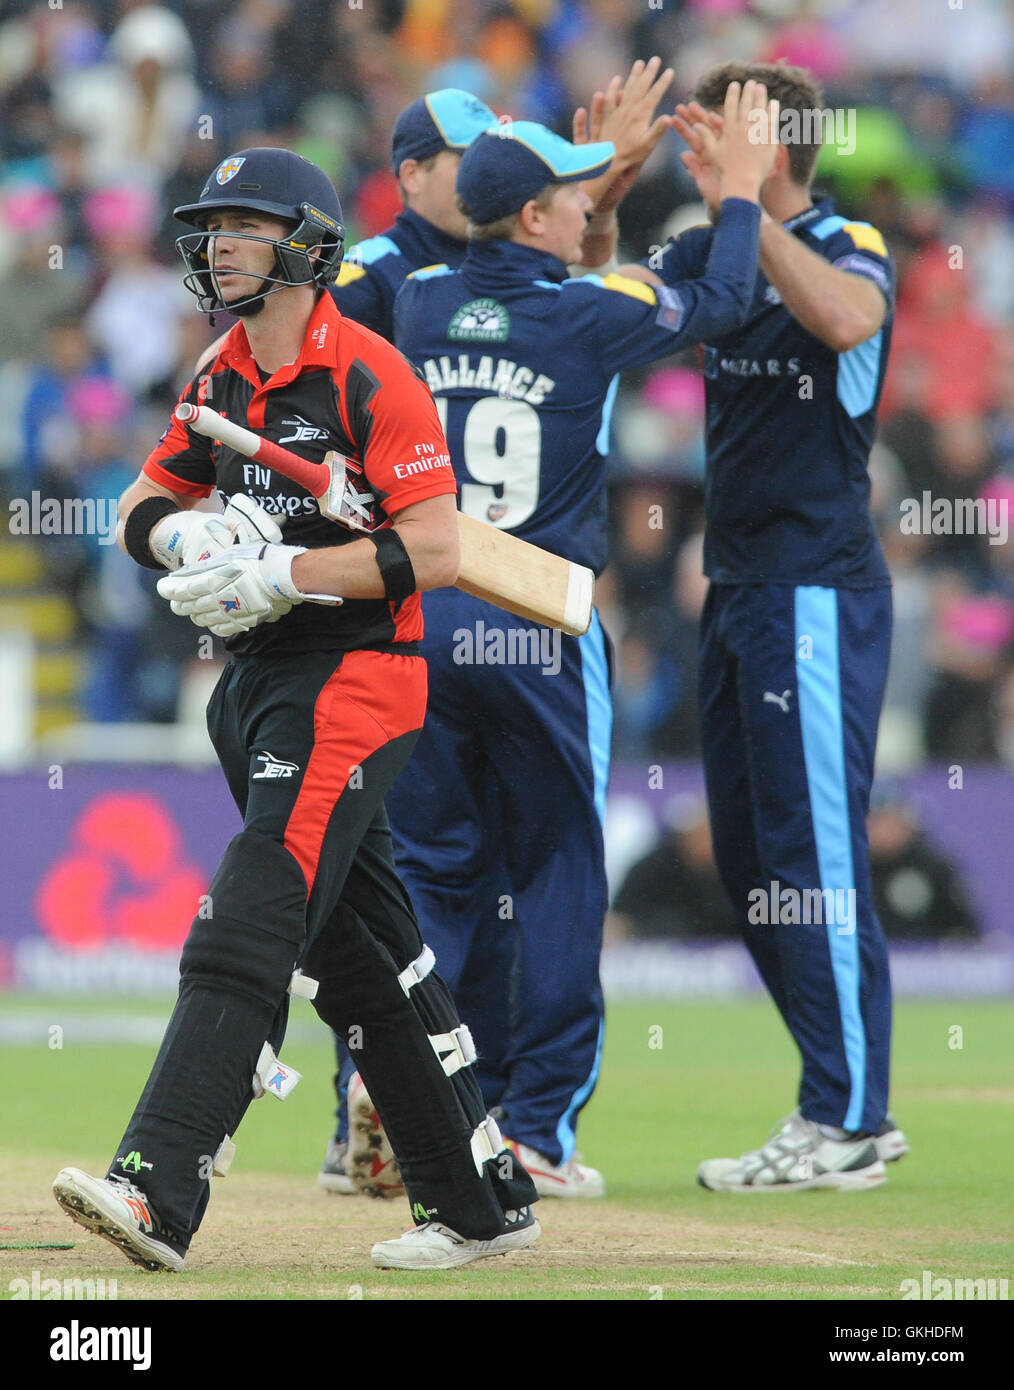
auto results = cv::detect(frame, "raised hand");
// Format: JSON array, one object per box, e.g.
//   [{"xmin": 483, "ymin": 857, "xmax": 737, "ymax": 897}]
[
  {"xmin": 673, "ymin": 100, "xmax": 724, "ymax": 213},
  {"xmin": 690, "ymin": 80, "xmax": 780, "ymax": 205},
  {"xmin": 574, "ymin": 56, "xmax": 675, "ymax": 214}
]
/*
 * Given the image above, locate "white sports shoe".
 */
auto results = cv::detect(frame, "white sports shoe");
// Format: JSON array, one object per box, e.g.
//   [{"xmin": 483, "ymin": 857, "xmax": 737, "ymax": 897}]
[
  {"xmin": 371, "ymin": 1208, "xmax": 541, "ymax": 1269},
  {"xmin": 874, "ymin": 1114, "xmax": 910, "ymax": 1162},
  {"xmin": 504, "ymin": 1139, "xmax": 605, "ymax": 1198},
  {"xmin": 52, "ymin": 1168, "xmax": 184, "ymax": 1271},
  {"xmin": 346, "ymin": 1071, "xmax": 405, "ymax": 1199},
  {"xmin": 697, "ymin": 1112, "xmax": 887, "ymax": 1192}
]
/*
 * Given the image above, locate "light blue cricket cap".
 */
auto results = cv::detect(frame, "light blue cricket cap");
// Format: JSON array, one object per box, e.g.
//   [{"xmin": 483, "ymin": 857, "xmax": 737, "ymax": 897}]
[
  {"xmin": 391, "ymin": 89, "xmax": 498, "ymax": 171},
  {"xmin": 456, "ymin": 121, "xmax": 614, "ymax": 224}
]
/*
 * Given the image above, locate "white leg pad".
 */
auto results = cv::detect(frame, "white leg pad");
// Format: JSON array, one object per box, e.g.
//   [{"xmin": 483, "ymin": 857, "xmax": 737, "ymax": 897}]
[
  {"xmin": 212, "ymin": 1134, "xmax": 236, "ymax": 1177},
  {"xmin": 397, "ymin": 944, "xmax": 436, "ymax": 996},
  {"xmin": 287, "ymin": 969, "xmax": 319, "ymax": 1000},
  {"xmin": 252, "ymin": 1041, "xmax": 302, "ymax": 1100},
  {"xmin": 470, "ymin": 1115, "xmax": 503, "ymax": 1174},
  {"xmin": 430, "ymin": 1024, "xmax": 476, "ymax": 1077}
]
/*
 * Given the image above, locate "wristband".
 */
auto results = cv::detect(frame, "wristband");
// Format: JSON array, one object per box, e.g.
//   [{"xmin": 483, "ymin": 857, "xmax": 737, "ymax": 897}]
[
  {"xmin": 370, "ymin": 527, "xmax": 416, "ymax": 604},
  {"xmin": 123, "ymin": 496, "xmax": 180, "ymax": 569}
]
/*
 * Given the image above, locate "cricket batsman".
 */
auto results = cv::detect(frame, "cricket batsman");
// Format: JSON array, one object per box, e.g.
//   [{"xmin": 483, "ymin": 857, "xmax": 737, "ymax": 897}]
[{"xmin": 52, "ymin": 145, "xmax": 541, "ymax": 1270}]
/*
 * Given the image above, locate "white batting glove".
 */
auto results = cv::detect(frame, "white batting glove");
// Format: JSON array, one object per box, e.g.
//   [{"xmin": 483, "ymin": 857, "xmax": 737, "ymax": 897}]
[
  {"xmin": 148, "ymin": 509, "xmax": 235, "ymax": 570},
  {"xmin": 149, "ymin": 496, "xmax": 284, "ymax": 572},
  {"xmin": 223, "ymin": 493, "xmax": 284, "ymax": 546},
  {"xmin": 156, "ymin": 543, "xmax": 342, "ymax": 638}
]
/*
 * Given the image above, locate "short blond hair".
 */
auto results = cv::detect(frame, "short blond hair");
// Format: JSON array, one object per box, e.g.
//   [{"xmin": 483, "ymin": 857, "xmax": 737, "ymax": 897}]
[{"xmin": 457, "ymin": 184, "xmax": 559, "ymax": 242}]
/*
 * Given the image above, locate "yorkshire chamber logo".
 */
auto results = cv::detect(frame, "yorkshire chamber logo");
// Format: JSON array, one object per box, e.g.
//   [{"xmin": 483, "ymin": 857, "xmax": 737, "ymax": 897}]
[
  {"xmin": 216, "ymin": 156, "xmax": 246, "ymax": 185},
  {"xmin": 448, "ymin": 298, "xmax": 511, "ymax": 344}
]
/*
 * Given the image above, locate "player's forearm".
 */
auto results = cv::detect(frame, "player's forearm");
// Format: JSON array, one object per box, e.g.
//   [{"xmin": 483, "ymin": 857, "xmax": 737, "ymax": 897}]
[
  {"xmin": 576, "ymin": 210, "xmax": 618, "ymax": 272},
  {"xmin": 692, "ymin": 197, "xmax": 762, "ymax": 325},
  {"xmin": 290, "ymin": 515, "xmax": 460, "ymax": 599},
  {"xmin": 115, "ymin": 475, "xmax": 197, "ymax": 555},
  {"xmin": 758, "ymin": 217, "xmax": 886, "ymax": 352}
]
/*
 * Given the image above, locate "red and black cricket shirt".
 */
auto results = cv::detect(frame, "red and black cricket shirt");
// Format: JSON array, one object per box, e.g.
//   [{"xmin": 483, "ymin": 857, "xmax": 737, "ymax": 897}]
[{"xmin": 143, "ymin": 292, "xmax": 458, "ymax": 656}]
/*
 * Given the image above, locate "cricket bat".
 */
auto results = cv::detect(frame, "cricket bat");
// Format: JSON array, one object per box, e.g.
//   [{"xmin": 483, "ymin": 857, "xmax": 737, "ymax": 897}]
[{"xmin": 174, "ymin": 404, "xmax": 594, "ymax": 636}]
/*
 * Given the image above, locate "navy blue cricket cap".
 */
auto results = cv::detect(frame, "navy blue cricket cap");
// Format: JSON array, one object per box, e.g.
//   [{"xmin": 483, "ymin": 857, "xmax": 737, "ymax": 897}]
[
  {"xmin": 391, "ymin": 89, "xmax": 497, "ymax": 172},
  {"xmin": 456, "ymin": 121, "xmax": 614, "ymax": 225}
]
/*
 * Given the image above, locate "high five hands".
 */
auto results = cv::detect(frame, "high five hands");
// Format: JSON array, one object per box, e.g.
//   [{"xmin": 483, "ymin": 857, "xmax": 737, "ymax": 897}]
[
  {"xmin": 674, "ymin": 81, "xmax": 781, "ymax": 212},
  {"xmin": 573, "ymin": 56, "xmax": 676, "ymax": 216}
]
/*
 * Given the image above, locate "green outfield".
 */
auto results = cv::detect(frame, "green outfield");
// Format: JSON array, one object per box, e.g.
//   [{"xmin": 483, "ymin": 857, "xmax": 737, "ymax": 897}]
[{"xmin": 2, "ymin": 997, "xmax": 1011, "ymax": 1301}]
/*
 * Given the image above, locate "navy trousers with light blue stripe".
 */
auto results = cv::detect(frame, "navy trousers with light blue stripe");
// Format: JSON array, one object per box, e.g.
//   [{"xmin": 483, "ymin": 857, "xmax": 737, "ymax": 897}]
[
  {"xmin": 382, "ymin": 588, "xmax": 610, "ymax": 1165},
  {"xmin": 699, "ymin": 581, "xmax": 893, "ymax": 1133}
]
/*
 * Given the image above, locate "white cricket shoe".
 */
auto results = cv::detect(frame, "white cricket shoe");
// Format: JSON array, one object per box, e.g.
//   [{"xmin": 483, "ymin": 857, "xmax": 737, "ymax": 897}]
[
  {"xmin": 347, "ymin": 1071, "xmax": 405, "ymax": 1199},
  {"xmin": 697, "ymin": 1112, "xmax": 887, "ymax": 1192},
  {"xmin": 318, "ymin": 1139, "xmax": 357, "ymax": 1195},
  {"xmin": 504, "ymin": 1139, "xmax": 605, "ymax": 1198},
  {"xmin": 371, "ymin": 1208, "xmax": 541, "ymax": 1270},
  {"xmin": 53, "ymin": 1168, "xmax": 184, "ymax": 1271},
  {"xmin": 874, "ymin": 1114, "xmax": 910, "ymax": 1162}
]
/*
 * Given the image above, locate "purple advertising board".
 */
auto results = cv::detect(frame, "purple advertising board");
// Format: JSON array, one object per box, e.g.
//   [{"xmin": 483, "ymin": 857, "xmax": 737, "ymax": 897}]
[{"xmin": 0, "ymin": 762, "xmax": 1011, "ymax": 996}]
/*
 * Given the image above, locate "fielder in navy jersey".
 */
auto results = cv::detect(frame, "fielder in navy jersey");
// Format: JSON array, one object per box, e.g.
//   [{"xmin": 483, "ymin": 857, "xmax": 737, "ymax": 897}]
[
  {"xmin": 625, "ymin": 59, "xmax": 910, "ymax": 1190},
  {"xmin": 331, "ymin": 89, "xmax": 496, "ymax": 342},
  {"xmin": 319, "ymin": 63, "xmax": 681, "ymax": 1197},
  {"xmin": 387, "ymin": 90, "xmax": 779, "ymax": 1193}
]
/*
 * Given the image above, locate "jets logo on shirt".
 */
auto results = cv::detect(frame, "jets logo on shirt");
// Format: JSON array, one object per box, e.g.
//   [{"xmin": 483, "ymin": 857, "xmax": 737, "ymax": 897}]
[
  {"xmin": 279, "ymin": 415, "xmax": 329, "ymax": 445},
  {"xmin": 252, "ymin": 751, "xmax": 300, "ymax": 780},
  {"xmin": 447, "ymin": 298, "xmax": 511, "ymax": 344}
]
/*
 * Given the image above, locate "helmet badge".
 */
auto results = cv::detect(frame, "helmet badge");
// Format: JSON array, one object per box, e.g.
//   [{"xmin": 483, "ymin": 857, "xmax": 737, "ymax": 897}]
[{"xmin": 216, "ymin": 157, "xmax": 246, "ymax": 186}]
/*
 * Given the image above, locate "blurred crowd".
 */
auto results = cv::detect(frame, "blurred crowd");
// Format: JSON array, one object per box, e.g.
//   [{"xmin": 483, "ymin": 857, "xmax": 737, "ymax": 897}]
[
  {"xmin": 606, "ymin": 788, "xmax": 983, "ymax": 944},
  {"xmin": 2, "ymin": 0, "xmax": 1013, "ymax": 770}
]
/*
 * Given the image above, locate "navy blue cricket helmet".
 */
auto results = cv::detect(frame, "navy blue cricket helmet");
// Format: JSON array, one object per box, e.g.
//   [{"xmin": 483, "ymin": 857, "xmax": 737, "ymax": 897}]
[{"xmin": 174, "ymin": 147, "xmax": 345, "ymax": 316}]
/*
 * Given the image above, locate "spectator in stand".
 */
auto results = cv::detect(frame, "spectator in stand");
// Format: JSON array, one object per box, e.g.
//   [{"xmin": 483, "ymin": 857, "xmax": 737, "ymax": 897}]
[
  {"xmin": 868, "ymin": 794, "xmax": 980, "ymax": 942},
  {"xmin": 884, "ymin": 245, "xmax": 997, "ymax": 423},
  {"xmin": 84, "ymin": 186, "xmax": 189, "ymax": 402},
  {"xmin": 610, "ymin": 619, "xmax": 680, "ymax": 764},
  {"xmin": 201, "ymin": 17, "xmax": 296, "ymax": 151},
  {"xmin": 69, "ymin": 377, "xmax": 152, "ymax": 723},
  {"xmin": 20, "ymin": 313, "xmax": 107, "ymax": 488},
  {"xmin": 0, "ymin": 187, "xmax": 86, "ymax": 362},
  {"xmin": 924, "ymin": 573, "xmax": 1014, "ymax": 761},
  {"xmin": 614, "ymin": 365, "xmax": 707, "ymax": 481},
  {"xmin": 610, "ymin": 480, "xmax": 679, "ymax": 615},
  {"xmin": 608, "ymin": 794, "xmax": 738, "ymax": 942},
  {"xmin": 52, "ymin": 4, "xmax": 199, "ymax": 190},
  {"xmin": 957, "ymin": 73, "xmax": 1014, "ymax": 210}
]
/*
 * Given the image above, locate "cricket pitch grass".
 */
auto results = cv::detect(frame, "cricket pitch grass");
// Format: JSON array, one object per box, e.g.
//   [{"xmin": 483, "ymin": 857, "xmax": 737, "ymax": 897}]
[{"xmin": 2, "ymin": 998, "xmax": 1011, "ymax": 1301}]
